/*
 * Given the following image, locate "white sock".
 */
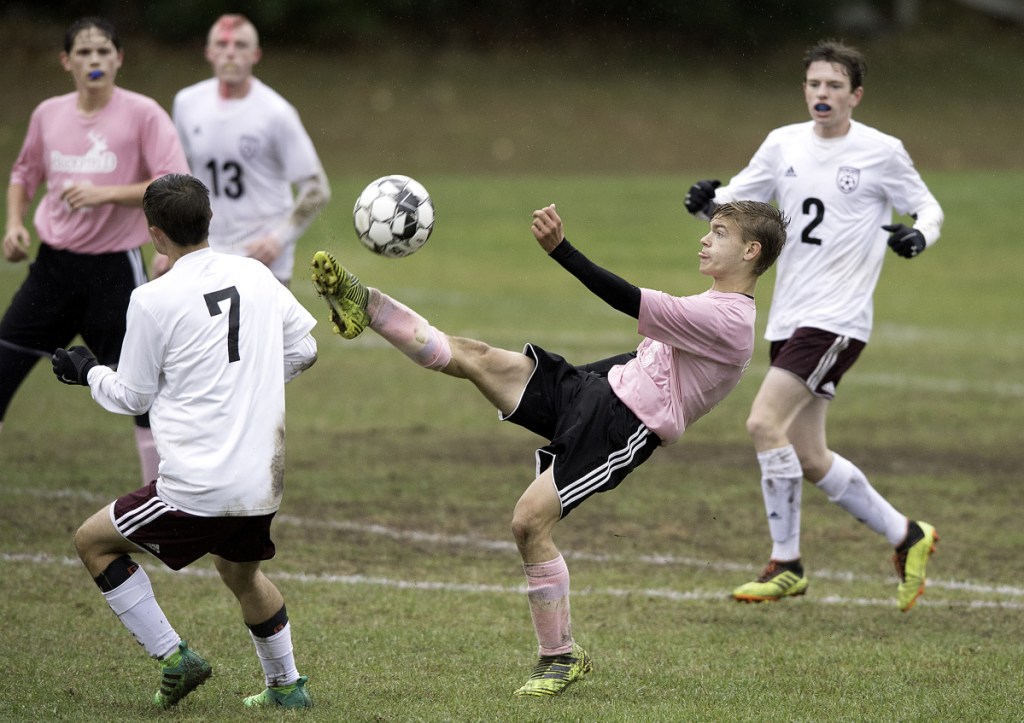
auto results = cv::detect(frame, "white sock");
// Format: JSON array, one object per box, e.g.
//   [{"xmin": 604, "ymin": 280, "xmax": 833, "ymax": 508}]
[
  {"xmin": 102, "ymin": 565, "xmax": 180, "ymax": 659},
  {"xmin": 758, "ymin": 446, "xmax": 803, "ymax": 561},
  {"xmin": 250, "ymin": 623, "xmax": 300, "ymax": 688},
  {"xmin": 815, "ymin": 453, "xmax": 908, "ymax": 546}
]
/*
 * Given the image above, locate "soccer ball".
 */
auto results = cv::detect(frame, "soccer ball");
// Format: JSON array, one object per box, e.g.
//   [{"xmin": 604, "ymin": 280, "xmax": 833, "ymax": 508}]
[{"xmin": 352, "ymin": 175, "xmax": 434, "ymax": 258}]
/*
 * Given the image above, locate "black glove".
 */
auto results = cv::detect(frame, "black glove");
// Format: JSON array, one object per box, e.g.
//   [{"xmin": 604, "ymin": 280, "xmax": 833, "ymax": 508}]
[
  {"xmin": 684, "ymin": 179, "xmax": 721, "ymax": 219},
  {"xmin": 52, "ymin": 345, "xmax": 98, "ymax": 386},
  {"xmin": 883, "ymin": 223, "xmax": 926, "ymax": 258}
]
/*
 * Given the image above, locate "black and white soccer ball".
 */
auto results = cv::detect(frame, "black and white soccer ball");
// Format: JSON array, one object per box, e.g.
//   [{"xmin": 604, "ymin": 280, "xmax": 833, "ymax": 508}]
[{"xmin": 352, "ymin": 175, "xmax": 434, "ymax": 258}]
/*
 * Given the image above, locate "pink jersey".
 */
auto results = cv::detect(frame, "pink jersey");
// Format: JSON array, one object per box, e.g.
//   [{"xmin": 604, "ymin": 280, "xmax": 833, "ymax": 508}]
[
  {"xmin": 10, "ymin": 88, "xmax": 188, "ymax": 254},
  {"xmin": 608, "ymin": 289, "xmax": 755, "ymax": 445}
]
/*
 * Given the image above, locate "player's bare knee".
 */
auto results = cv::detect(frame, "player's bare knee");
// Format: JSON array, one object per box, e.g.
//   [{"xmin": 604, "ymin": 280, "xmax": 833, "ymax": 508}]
[
  {"xmin": 800, "ymin": 453, "xmax": 831, "ymax": 482},
  {"xmin": 72, "ymin": 523, "xmax": 91, "ymax": 562},
  {"xmin": 745, "ymin": 410, "xmax": 777, "ymax": 445},
  {"xmin": 510, "ymin": 506, "xmax": 542, "ymax": 549}
]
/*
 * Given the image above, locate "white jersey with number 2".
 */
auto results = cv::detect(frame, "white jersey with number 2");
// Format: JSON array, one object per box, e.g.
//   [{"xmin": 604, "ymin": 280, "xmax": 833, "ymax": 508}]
[{"xmin": 715, "ymin": 119, "xmax": 942, "ymax": 343}]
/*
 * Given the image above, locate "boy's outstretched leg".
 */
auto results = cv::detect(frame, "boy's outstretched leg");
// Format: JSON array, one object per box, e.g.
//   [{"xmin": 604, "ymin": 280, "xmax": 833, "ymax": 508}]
[{"xmin": 310, "ymin": 250, "xmax": 452, "ymax": 369}]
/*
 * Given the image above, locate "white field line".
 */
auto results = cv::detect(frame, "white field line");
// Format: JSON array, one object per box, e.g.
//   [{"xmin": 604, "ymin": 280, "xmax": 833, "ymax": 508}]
[
  {"xmin": 1, "ymin": 551, "xmax": 1022, "ymax": 611},
  {"xmin": 6, "ymin": 488, "xmax": 1024, "ymax": 605}
]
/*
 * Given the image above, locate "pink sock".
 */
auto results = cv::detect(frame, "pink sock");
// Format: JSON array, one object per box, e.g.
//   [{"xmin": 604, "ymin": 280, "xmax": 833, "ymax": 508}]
[
  {"xmin": 367, "ymin": 289, "xmax": 451, "ymax": 369},
  {"xmin": 135, "ymin": 426, "xmax": 159, "ymax": 484},
  {"xmin": 523, "ymin": 555, "xmax": 573, "ymax": 656}
]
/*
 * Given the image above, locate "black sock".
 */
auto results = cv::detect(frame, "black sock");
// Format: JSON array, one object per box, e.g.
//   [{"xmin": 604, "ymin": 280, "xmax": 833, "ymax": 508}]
[
  {"xmin": 247, "ymin": 604, "xmax": 288, "ymax": 639},
  {"xmin": 93, "ymin": 555, "xmax": 139, "ymax": 592},
  {"xmin": 897, "ymin": 521, "xmax": 924, "ymax": 552}
]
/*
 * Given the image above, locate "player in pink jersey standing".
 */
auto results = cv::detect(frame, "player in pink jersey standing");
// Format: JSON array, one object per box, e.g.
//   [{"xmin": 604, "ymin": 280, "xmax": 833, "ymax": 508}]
[
  {"xmin": 683, "ymin": 39, "xmax": 942, "ymax": 611},
  {"xmin": 309, "ymin": 200, "xmax": 788, "ymax": 697},
  {"xmin": 1, "ymin": 17, "xmax": 189, "ymax": 484}
]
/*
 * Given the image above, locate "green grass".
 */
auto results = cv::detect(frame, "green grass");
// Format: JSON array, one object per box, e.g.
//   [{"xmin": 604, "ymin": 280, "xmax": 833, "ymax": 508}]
[
  {"xmin": 2, "ymin": 170, "xmax": 1023, "ymax": 721},
  {"xmin": 2, "ymin": 10, "xmax": 1023, "ymax": 719}
]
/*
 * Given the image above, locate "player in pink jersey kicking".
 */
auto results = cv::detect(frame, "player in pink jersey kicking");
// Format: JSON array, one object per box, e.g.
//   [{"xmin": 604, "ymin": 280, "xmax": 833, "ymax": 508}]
[
  {"xmin": 310, "ymin": 200, "xmax": 787, "ymax": 696},
  {"xmin": 2, "ymin": 17, "xmax": 189, "ymax": 484}
]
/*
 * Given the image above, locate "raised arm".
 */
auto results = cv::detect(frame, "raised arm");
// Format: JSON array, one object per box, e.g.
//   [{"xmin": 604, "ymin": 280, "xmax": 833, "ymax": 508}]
[{"xmin": 531, "ymin": 204, "xmax": 641, "ymax": 319}]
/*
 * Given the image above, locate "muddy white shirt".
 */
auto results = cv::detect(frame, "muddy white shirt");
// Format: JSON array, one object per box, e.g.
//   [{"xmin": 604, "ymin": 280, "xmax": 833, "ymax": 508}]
[
  {"xmin": 608, "ymin": 289, "xmax": 755, "ymax": 445},
  {"xmin": 88, "ymin": 248, "xmax": 317, "ymax": 516},
  {"xmin": 173, "ymin": 78, "xmax": 325, "ymax": 282},
  {"xmin": 715, "ymin": 120, "xmax": 942, "ymax": 342}
]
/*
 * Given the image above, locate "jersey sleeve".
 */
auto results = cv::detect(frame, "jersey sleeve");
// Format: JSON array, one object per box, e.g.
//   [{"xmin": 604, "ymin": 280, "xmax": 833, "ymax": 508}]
[
  {"xmin": 881, "ymin": 142, "xmax": 944, "ymax": 245},
  {"xmin": 278, "ymin": 284, "xmax": 317, "ymax": 347},
  {"xmin": 8, "ymin": 104, "xmax": 47, "ymax": 198},
  {"xmin": 275, "ymin": 104, "xmax": 324, "ymax": 184},
  {"xmin": 639, "ymin": 289, "xmax": 752, "ymax": 365},
  {"xmin": 87, "ymin": 294, "xmax": 165, "ymax": 414},
  {"xmin": 113, "ymin": 294, "xmax": 166, "ymax": 395},
  {"xmin": 717, "ymin": 133, "xmax": 780, "ymax": 205},
  {"xmin": 139, "ymin": 97, "xmax": 190, "ymax": 180},
  {"xmin": 170, "ymin": 90, "xmax": 193, "ymax": 165}
]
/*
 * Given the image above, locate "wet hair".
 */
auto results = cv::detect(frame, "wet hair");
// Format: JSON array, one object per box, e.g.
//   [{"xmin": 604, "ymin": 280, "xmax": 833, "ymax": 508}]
[
  {"xmin": 143, "ymin": 174, "xmax": 212, "ymax": 247},
  {"xmin": 712, "ymin": 201, "xmax": 789, "ymax": 277},
  {"xmin": 209, "ymin": 14, "xmax": 260, "ymax": 46},
  {"xmin": 804, "ymin": 39, "xmax": 867, "ymax": 91},
  {"xmin": 64, "ymin": 17, "xmax": 121, "ymax": 54}
]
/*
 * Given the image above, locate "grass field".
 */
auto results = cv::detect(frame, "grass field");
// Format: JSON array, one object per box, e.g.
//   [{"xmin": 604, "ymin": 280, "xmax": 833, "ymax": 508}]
[
  {"xmin": 2, "ymin": 9, "xmax": 1023, "ymax": 721},
  {"xmin": 2, "ymin": 169, "xmax": 1022, "ymax": 721}
]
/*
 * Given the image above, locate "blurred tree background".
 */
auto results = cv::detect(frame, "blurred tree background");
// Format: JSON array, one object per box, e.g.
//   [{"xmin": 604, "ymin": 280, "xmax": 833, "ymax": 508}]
[
  {"xmin": 1, "ymin": 0, "xmax": 1021, "ymax": 174},
  {"xmin": 6, "ymin": 0, "xmax": 1019, "ymax": 50}
]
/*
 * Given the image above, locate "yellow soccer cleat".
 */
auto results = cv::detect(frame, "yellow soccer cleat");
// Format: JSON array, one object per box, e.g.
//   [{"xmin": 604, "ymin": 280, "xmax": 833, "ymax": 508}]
[
  {"xmin": 732, "ymin": 559, "xmax": 809, "ymax": 603},
  {"xmin": 310, "ymin": 250, "xmax": 370, "ymax": 339},
  {"xmin": 513, "ymin": 642, "xmax": 592, "ymax": 697},
  {"xmin": 894, "ymin": 521, "xmax": 938, "ymax": 612}
]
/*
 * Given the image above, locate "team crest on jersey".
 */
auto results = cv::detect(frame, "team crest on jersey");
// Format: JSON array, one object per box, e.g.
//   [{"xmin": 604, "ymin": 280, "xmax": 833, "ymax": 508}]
[
  {"xmin": 238, "ymin": 134, "xmax": 261, "ymax": 160},
  {"xmin": 836, "ymin": 166, "xmax": 860, "ymax": 194}
]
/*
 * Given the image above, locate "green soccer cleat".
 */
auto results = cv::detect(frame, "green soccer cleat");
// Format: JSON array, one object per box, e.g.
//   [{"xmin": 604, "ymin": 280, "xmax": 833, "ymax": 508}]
[
  {"xmin": 310, "ymin": 250, "xmax": 370, "ymax": 339},
  {"xmin": 732, "ymin": 559, "xmax": 809, "ymax": 603},
  {"xmin": 152, "ymin": 640, "xmax": 212, "ymax": 708},
  {"xmin": 243, "ymin": 675, "xmax": 313, "ymax": 709},
  {"xmin": 513, "ymin": 642, "xmax": 592, "ymax": 697},
  {"xmin": 894, "ymin": 520, "xmax": 938, "ymax": 612}
]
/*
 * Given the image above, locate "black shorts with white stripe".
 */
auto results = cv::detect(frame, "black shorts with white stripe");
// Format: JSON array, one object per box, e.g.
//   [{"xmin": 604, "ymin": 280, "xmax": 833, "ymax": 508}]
[
  {"xmin": 769, "ymin": 327, "xmax": 866, "ymax": 399},
  {"xmin": 112, "ymin": 480, "xmax": 277, "ymax": 570},
  {"xmin": 503, "ymin": 343, "xmax": 660, "ymax": 518}
]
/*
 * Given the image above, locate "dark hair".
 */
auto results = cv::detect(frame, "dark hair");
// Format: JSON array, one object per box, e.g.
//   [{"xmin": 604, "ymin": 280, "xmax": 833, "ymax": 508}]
[
  {"xmin": 804, "ymin": 39, "xmax": 866, "ymax": 90},
  {"xmin": 64, "ymin": 17, "xmax": 121, "ymax": 54},
  {"xmin": 712, "ymin": 201, "xmax": 788, "ymax": 276},
  {"xmin": 143, "ymin": 174, "xmax": 212, "ymax": 247}
]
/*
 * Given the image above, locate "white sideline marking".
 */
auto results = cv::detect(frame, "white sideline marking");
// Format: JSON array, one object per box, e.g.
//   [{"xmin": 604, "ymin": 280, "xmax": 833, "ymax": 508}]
[
  {"xmin": 12, "ymin": 489, "xmax": 1024, "ymax": 601},
  {"xmin": 1, "ymin": 552, "xmax": 1022, "ymax": 611}
]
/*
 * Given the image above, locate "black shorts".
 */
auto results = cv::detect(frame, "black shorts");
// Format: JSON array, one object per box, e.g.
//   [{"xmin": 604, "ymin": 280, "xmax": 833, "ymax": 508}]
[
  {"xmin": 503, "ymin": 344, "xmax": 659, "ymax": 518},
  {"xmin": 769, "ymin": 327, "xmax": 866, "ymax": 400},
  {"xmin": 0, "ymin": 243, "xmax": 147, "ymax": 420},
  {"xmin": 111, "ymin": 481, "xmax": 277, "ymax": 571}
]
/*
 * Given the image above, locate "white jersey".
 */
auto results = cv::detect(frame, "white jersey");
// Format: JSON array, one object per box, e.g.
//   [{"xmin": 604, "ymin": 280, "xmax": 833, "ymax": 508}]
[
  {"xmin": 172, "ymin": 78, "xmax": 325, "ymax": 282},
  {"xmin": 89, "ymin": 248, "xmax": 317, "ymax": 516},
  {"xmin": 716, "ymin": 120, "xmax": 943, "ymax": 342}
]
